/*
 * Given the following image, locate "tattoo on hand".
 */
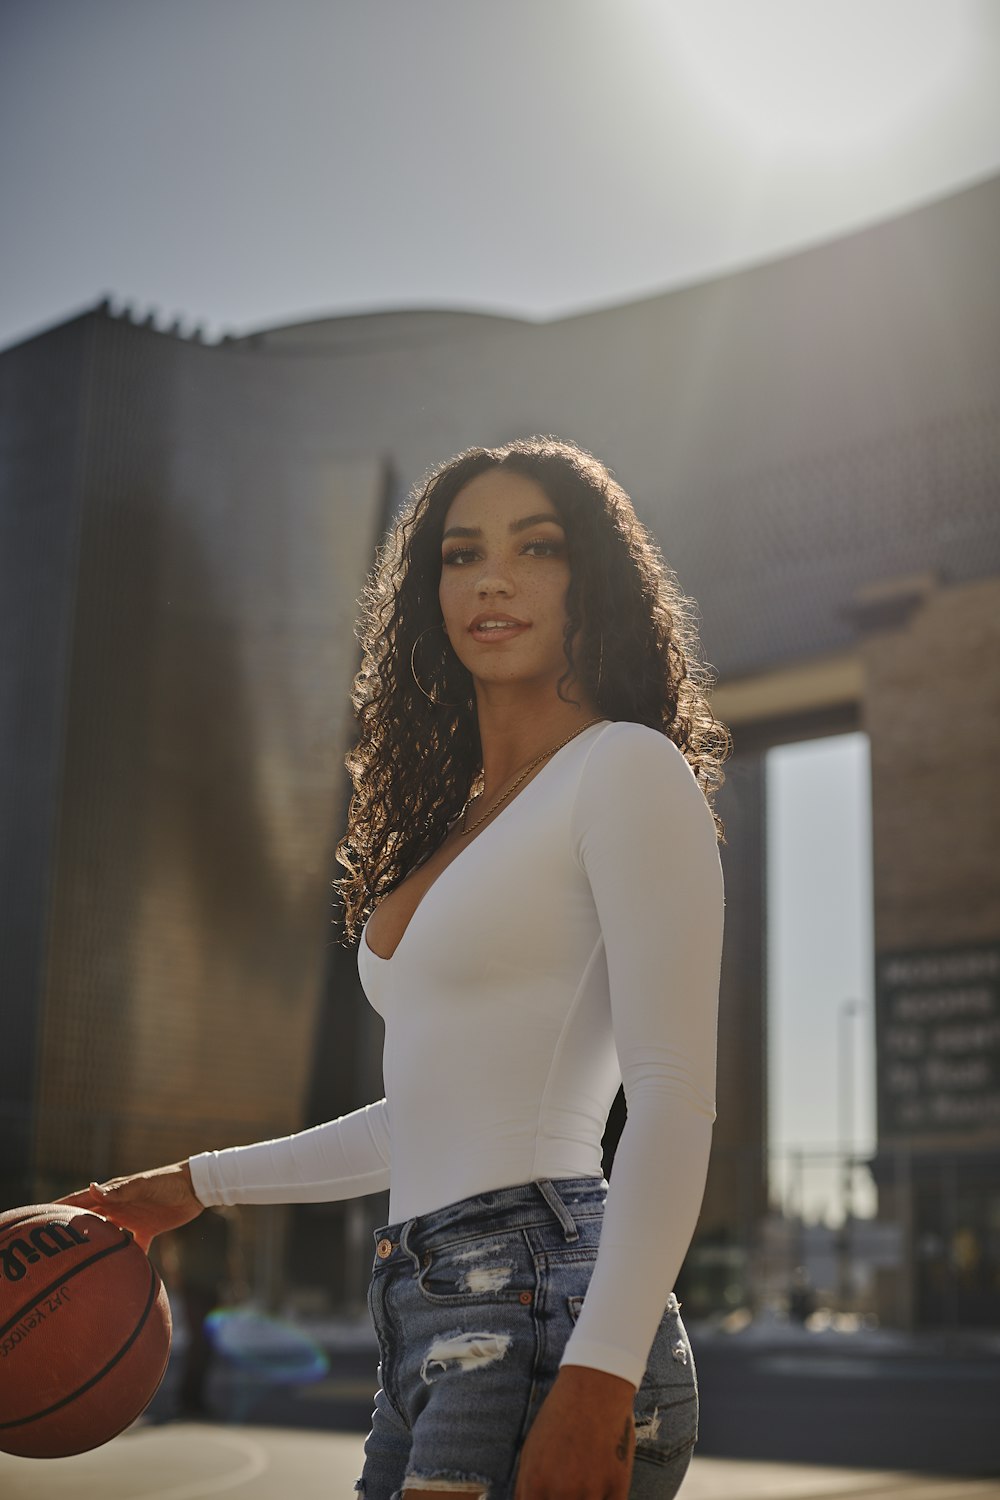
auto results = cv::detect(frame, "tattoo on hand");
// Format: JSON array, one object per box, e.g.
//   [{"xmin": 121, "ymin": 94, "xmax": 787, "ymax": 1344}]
[{"xmin": 615, "ymin": 1416, "xmax": 632, "ymax": 1461}]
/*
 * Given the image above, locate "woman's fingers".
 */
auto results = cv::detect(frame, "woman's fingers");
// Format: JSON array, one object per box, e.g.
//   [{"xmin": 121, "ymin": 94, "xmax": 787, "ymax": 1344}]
[
  {"xmin": 53, "ymin": 1164, "xmax": 203, "ymax": 1253},
  {"xmin": 51, "ymin": 1184, "xmax": 153, "ymax": 1252},
  {"xmin": 54, "ymin": 1187, "xmax": 106, "ymax": 1211}
]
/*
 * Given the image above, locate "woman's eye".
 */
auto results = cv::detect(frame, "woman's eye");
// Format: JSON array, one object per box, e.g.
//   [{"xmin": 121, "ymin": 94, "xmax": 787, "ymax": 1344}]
[{"xmin": 441, "ymin": 538, "xmax": 564, "ymax": 566}]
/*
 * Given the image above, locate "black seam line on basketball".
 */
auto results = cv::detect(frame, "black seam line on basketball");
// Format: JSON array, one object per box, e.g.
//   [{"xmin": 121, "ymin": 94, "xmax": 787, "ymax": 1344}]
[
  {"xmin": 0, "ymin": 1238, "xmax": 134, "ymax": 1341},
  {"xmin": 0, "ymin": 1262, "xmax": 160, "ymax": 1430}
]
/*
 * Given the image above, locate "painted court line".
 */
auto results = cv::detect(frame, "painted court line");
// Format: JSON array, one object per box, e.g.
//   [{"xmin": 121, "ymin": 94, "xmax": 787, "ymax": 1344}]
[{"xmin": 131, "ymin": 1432, "xmax": 269, "ymax": 1500}]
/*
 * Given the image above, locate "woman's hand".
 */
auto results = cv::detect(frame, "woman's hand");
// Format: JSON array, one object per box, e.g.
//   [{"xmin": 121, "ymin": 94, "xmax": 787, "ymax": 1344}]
[
  {"xmin": 57, "ymin": 1161, "xmax": 204, "ymax": 1255},
  {"xmin": 514, "ymin": 1364, "xmax": 636, "ymax": 1499}
]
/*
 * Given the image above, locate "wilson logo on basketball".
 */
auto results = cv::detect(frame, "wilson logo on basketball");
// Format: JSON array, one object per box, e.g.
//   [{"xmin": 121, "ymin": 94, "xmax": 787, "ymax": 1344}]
[{"xmin": 0, "ymin": 1221, "xmax": 91, "ymax": 1283}]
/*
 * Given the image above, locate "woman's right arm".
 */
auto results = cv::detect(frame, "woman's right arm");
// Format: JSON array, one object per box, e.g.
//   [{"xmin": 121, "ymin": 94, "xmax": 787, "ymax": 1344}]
[
  {"xmin": 188, "ymin": 1097, "xmax": 391, "ymax": 1207},
  {"xmin": 58, "ymin": 1098, "xmax": 392, "ymax": 1254}
]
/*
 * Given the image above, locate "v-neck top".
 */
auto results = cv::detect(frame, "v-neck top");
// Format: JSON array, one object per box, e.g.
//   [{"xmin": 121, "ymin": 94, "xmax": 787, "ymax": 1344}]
[{"xmin": 188, "ymin": 719, "xmax": 725, "ymax": 1388}]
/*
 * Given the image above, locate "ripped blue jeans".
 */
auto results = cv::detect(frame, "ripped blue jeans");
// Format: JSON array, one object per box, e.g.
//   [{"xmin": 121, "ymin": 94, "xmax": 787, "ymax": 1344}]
[{"xmin": 356, "ymin": 1177, "xmax": 698, "ymax": 1499}]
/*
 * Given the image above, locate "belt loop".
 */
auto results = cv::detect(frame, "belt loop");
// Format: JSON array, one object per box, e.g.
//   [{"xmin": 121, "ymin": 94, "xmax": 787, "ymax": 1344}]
[
  {"xmin": 399, "ymin": 1218, "xmax": 422, "ymax": 1270},
  {"xmin": 535, "ymin": 1179, "xmax": 579, "ymax": 1242}
]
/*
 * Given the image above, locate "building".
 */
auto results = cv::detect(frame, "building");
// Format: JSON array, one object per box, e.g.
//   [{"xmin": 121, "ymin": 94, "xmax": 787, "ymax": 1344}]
[{"xmin": 2, "ymin": 174, "xmax": 998, "ymax": 1325}]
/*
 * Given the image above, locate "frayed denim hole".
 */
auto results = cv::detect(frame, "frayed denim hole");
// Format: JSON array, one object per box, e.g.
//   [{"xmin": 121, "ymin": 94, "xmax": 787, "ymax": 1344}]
[{"xmin": 401, "ymin": 1470, "xmax": 490, "ymax": 1496}]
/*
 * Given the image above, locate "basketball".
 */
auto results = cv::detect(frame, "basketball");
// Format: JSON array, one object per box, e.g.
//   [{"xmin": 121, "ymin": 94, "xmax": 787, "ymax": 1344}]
[{"xmin": 0, "ymin": 1202, "xmax": 172, "ymax": 1458}]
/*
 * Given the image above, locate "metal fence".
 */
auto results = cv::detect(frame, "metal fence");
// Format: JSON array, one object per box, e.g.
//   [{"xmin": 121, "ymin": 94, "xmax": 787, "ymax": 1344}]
[{"xmin": 680, "ymin": 1142, "xmax": 1000, "ymax": 1333}]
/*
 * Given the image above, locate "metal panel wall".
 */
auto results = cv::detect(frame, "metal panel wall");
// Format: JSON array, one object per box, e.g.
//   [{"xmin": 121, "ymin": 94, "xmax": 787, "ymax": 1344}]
[
  {"xmin": 0, "ymin": 315, "xmax": 90, "ymax": 1203},
  {"xmin": 25, "ymin": 315, "xmax": 387, "ymax": 1191}
]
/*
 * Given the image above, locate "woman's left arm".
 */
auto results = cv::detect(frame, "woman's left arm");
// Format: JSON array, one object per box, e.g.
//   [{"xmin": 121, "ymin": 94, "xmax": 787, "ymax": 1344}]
[
  {"xmin": 563, "ymin": 723, "xmax": 724, "ymax": 1383},
  {"xmin": 515, "ymin": 723, "xmax": 725, "ymax": 1498}
]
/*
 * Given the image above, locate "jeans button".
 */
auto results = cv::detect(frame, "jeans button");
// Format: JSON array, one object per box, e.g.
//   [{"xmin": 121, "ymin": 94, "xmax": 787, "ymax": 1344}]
[{"xmin": 377, "ymin": 1238, "xmax": 394, "ymax": 1259}]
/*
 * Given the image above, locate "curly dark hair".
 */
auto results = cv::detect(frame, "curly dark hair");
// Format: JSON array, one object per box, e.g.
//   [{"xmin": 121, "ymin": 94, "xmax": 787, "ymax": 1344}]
[{"xmin": 334, "ymin": 435, "xmax": 731, "ymax": 943}]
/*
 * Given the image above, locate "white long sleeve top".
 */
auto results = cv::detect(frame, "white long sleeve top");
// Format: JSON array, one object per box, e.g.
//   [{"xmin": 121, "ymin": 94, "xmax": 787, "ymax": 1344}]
[{"xmin": 189, "ymin": 719, "xmax": 725, "ymax": 1388}]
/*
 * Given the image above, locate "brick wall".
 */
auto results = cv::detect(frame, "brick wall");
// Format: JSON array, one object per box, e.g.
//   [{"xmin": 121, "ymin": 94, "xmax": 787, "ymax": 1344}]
[{"xmin": 861, "ymin": 575, "xmax": 1000, "ymax": 954}]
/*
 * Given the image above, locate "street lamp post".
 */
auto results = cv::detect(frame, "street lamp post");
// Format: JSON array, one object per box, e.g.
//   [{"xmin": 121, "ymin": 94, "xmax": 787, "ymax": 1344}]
[{"xmin": 837, "ymin": 998, "xmax": 861, "ymax": 1308}]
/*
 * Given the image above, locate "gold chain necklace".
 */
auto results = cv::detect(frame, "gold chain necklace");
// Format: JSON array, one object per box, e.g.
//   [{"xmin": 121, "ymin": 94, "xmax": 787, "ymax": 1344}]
[{"xmin": 460, "ymin": 717, "xmax": 604, "ymax": 837}]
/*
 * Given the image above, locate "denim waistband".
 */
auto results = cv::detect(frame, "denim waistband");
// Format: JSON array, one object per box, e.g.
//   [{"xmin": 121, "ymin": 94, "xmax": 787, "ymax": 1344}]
[{"xmin": 372, "ymin": 1175, "xmax": 608, "ymax": 1266}]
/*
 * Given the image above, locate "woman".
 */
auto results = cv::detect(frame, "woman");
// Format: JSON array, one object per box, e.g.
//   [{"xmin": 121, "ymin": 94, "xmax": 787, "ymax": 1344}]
[{"xmin": 63, "ymin": 436, "xmax": 729, "ymax": 1499}]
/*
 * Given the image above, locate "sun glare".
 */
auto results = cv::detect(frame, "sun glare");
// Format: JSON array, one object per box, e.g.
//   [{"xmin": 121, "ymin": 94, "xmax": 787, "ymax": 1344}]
[{"xmin": 661, "ymin": 0, "xmax": 976, "ymax": 154}]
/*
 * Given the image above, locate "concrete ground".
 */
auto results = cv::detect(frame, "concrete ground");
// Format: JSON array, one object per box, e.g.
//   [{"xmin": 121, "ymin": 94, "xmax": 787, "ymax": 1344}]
[{"xmin": 1, "ymin": 1423, "xmax": 999, "ymax": 1500}]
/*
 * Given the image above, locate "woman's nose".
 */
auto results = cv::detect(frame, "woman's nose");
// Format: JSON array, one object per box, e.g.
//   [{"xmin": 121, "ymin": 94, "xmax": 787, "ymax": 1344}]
[{"xmin": 475, "ymin": 566, "xmax": 512, "ymax": 597}]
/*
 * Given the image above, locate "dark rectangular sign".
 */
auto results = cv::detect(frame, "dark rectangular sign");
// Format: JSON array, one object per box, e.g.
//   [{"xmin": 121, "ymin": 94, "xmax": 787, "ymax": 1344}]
[{"xmin": 876, "ymin": 941, "xmax": 1000, "ymax": 1138}]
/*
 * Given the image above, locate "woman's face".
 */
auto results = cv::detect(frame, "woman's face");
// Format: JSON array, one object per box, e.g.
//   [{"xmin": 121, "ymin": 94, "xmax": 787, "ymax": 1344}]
[{"xmin": 438, "ymin": 468, "xmax": 574, "ymax": 695}]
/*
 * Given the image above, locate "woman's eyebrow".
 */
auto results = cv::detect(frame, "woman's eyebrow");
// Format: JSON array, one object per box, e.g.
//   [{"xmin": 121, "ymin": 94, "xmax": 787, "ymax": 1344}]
[{"xmin": 442, "ymin": 512, "xmax": 564, "ymax": 541}]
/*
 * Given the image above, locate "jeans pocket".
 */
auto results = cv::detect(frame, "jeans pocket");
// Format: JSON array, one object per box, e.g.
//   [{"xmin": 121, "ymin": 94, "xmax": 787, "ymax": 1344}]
[
  {"xmin": 636, "ymin": 1304, "xmax": 699, "ymax": 1467},
  {"xmin": 567, "ymin": 1294, "xmax": 699, "ymax": 1468},
  {"xmin": 415, "ymin": 1234, "xmax": 533, "ymax": 1306}
]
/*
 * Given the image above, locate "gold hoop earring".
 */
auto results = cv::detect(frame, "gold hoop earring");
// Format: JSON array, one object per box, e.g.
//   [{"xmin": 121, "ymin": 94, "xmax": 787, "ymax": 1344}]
[
  {"xmin": 410, "ymin": 624, "xmax": 460, "ymax": 707},
  {"xmin": 596, "ymin": 631, "xmax": 604, "ymax": 697}
]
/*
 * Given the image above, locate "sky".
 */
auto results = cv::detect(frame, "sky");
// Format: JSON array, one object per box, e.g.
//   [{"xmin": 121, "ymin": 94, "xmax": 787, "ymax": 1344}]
[
  {"xmin": 767, "ymin": 735, "xmax": 876, "ymax": 1225},
  {"xmin": 3, "ymin": 0, "xmax": 1000, "ymax": 349},
  {"xmin": 2, "ymin": 0, "xmax": 996, "ymax": 1210}
]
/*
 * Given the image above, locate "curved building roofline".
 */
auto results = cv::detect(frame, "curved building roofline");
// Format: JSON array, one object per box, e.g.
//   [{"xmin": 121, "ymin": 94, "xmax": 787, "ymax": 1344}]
[{"xmin": 228, "ymin": 304, "xmax": 536, "ymax": 353}]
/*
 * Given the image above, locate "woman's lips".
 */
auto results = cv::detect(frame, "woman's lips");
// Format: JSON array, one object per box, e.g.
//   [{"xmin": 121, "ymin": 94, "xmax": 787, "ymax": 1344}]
[{"xmin": 468, "ymin": 620, "xmax": 530, "ymax": 643}]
